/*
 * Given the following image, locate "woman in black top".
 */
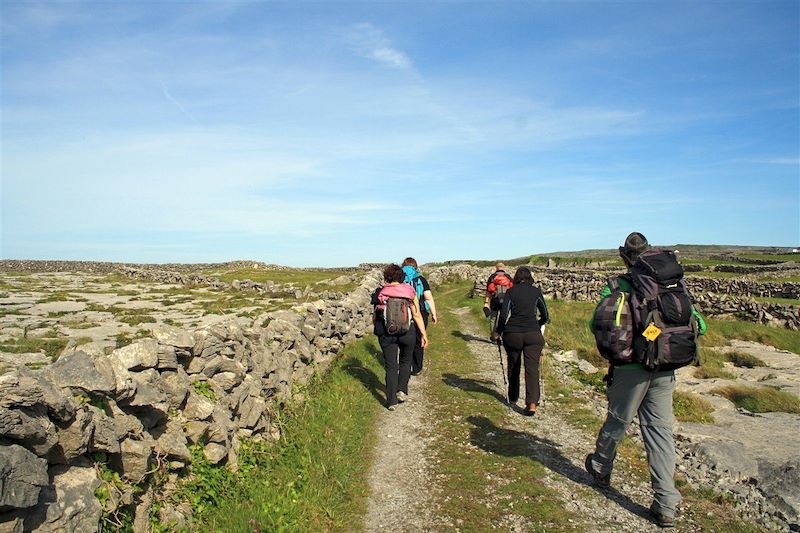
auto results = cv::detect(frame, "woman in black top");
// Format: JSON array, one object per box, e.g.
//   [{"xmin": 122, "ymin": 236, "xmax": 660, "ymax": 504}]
[{"xmin": 497, "ymin": 266, "xmax": 549, "ymax": 416}]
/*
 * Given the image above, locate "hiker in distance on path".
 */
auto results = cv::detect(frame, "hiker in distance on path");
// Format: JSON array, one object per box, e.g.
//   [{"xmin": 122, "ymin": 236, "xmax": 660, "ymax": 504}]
[
  {"xmin": 585, "ymin": 232, "xmax": 707, "ymax": 528},
  {"xmin": 401, "ymin": 257, "xmax": 438, "ymax": 376},
  {"xmin": 495, "ymin": 266, "xmax": 549, "ymax": 417},
  {"xmin": 483, "ymin": 262, "xmax": 514, "ymax": 341},
  {"xmin": 371, "ymin": 264, "xmax": 429, "ymax": 411}
]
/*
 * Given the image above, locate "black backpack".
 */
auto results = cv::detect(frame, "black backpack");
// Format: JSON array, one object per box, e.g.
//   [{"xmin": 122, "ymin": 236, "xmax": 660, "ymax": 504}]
[
  {"xmin": 383, "ymin": 296, "xmax": 413, "ymax": 335},
  {"xmin": 593, "ymin": 277, "xmax": 635, "ymax": 365},
  {"xmin": 628, "ymin": 250, "xmax": 699, "ymax": 370}
]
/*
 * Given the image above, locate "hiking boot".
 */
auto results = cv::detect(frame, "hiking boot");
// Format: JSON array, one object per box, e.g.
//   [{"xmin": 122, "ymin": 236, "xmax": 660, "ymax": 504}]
[
  {"xmin": 522, "ymin": 404, "xmax": 537, "ymax": 417},
  {"xmin": 649, "ymin": 503, "xmax": 675, "ymax": 528},
  {"xmin": 387, "ymin": 404, "xmax": 396, "ymax": 411},
  {"xmin": 397, "ymin": 391, "xmax": 408, "ymax": 403},
  {"xmin": 584, "ymin": 453, "xmax": 611, "ymax": 488}
]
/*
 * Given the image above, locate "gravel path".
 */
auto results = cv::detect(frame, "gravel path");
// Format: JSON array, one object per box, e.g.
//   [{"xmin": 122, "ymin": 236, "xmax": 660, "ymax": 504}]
[
  {"xmin": 364, "ymin": 305, "xmax": 762, "ymax": 531},
  {"xmin": 364, "ymin": 359, "xmax": 439, "ymax": 531}
]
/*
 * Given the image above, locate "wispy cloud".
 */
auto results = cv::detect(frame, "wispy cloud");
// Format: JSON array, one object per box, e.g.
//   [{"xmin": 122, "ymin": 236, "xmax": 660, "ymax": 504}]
[{"xmin": 347, "ymin": 23, "xmax": 413, "ymax": 70}]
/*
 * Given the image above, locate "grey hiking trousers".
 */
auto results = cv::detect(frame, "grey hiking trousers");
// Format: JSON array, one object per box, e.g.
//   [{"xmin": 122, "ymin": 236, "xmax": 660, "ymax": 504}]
[{"xmin": 590, "ymin": 365, "xmax": 681, "ymax": 517}]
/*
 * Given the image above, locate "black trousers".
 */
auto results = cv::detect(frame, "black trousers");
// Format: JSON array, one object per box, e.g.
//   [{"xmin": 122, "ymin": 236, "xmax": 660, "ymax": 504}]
[
  {"xmin": 411, "ymin": 311, "xmax": 429, "ymax": 374},
  {"xmin": 378, "ymin": 327, "xmax": 416, "ymax": 407},
  {"xmin": 502, "ymin": 330, "xmax": 544, "ymax": 406}
]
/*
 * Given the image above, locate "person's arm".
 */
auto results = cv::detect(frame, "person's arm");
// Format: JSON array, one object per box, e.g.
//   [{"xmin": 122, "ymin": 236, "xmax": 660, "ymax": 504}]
[
  {"xmin": 423, "ymin": 289, "xmax": 437, "ymax": 324},
  {"xmin": 411, "ymin": 297, "xmax": 428, "ymax": 347},
  {"xmin": 536, "ymin": 294, "xmax": 549, "ymax": 327}
]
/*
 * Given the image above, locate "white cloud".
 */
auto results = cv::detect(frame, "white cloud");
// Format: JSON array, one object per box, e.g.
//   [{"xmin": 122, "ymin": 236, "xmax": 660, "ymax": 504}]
[{"xmin": 347, "ymin": 23, "xmax": 413, "ymax": 70}]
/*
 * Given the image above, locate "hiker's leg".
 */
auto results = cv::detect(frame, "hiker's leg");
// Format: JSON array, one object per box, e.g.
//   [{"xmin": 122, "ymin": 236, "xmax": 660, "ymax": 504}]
[
  {"xmin": 412, "ymin": 312, "xmax": 428, "ymax": 374},
  {"xmin": 503, "ymin": 331, "xmax": 523, "ymax": 402},
  {"xmin": 522, "ymin": 331, "xmax": 544, "ymax": 406},
  {"xmin": 397, "ymin": 328, "xmax": 416, "ymax": 395},
  {"xmin": 639, "ymin": 369, "xmax": 681, "ymax": 518},
  {"xmin": 379, "ymin": 335, "xmax": 400, "ymax": 406},
  {"xmin": 591, "ymin": 365, "xmax": 650, "ymax": 475}
]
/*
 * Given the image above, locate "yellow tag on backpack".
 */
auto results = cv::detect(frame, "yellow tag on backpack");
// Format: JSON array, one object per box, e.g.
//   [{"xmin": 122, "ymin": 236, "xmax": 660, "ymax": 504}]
[{"xmin": 642, "ymin": 323, "xmax": 662, "ymax": 341}]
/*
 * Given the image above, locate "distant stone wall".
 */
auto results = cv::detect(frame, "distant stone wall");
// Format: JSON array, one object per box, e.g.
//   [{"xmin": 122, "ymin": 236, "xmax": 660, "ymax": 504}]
[
  {"xmin": 426, "ymin": 264, "xmax": 799, "ymax": 329},
  {"xmin": 0, "ymin": 270, "xmax": 383, "ymax": 532},
  {"xmin": 0, "ymin": 260, "xmax": 366, "ymax": 275}
]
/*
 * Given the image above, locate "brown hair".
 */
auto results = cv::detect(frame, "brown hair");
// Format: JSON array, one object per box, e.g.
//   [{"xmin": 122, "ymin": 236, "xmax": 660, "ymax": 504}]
[
  {"xmin": 402, "ymin": 257, "xmax": 418, "ymax": 268},
  {"xmin": 513, "ymin": 266, "xmax": 533, "ymax": 285},
  {"xmin": 383, "ymin": 263, "xmax": 405, "ymax": 283}
]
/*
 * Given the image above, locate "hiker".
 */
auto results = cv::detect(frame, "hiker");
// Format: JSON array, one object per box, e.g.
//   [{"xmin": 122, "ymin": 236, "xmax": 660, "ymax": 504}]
[
  {"xmin": 483, "ymin": 262, "xmax": 513, "ymax": 341},
  {"xmin": 496, "ymin": 266, "xmax": 549, "ymax": 416},
  {"xmin": 585, "ymin": 232, "xmax": 707, "ymax": 528},
  {"xmin": 401, "ymin": 257, "xmax": 438, "ymax": 376},
  {"xmin": 372, "ymin": 264, "xmax": 429, "ymax": 411}
]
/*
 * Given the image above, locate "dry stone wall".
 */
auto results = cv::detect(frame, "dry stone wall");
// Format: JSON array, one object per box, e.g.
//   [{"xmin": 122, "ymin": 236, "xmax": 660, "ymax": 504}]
[
  {"xmin": 0, "ymin": 269, "xmax": 383, "ymax": 532},
  {"xmin": 426, "ymin": 264, "xmax": 799, "ymax": 329}
]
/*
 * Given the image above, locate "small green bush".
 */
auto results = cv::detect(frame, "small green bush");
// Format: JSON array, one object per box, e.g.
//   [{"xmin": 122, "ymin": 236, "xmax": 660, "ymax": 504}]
[
  {"xmin": 712, "ymin": 385, "xmax": 800, "ymax": 414},
  {"xmin": 727, "ymin": 351, "xmax": 766, "ymax": 368},
  {"xmin": 673, "ymin": 390, "xmax": 715, "ymax": 423}
]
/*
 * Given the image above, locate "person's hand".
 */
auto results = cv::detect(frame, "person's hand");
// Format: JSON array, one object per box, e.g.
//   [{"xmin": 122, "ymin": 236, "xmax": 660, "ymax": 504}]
[
  {"xmin": 431, "ymin": 314, "xmax": 438, "ymax": 325},
  {"xmin": 483, "ymin": 306, "xmax": 491, "ymax": 317},
  {"xmin": 420, "ymin": 334, "xmax": 429, "ymax": 348}
]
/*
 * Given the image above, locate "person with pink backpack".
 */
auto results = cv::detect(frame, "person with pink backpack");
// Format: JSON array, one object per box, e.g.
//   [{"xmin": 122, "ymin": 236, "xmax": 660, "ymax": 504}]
[{"xmin": 372, "ymin": 264, "xmax": 429, "ymax": 410}]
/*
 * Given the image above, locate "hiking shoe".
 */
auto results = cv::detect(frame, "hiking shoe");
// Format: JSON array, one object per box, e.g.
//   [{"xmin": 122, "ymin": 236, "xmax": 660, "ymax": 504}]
[
  {"xmin": 522, "ymin": 404, "xmax": 537, "ymax": 417},
  {"xmin": 584, "ymin": 454, "xmax": 611, "ymax": 488},
  {"xmin": 649, "ymin": 503, "xmax": 675, "ymax": 528},
  {"xmin": 397, "ymin": 391, "xmax": 408, "ymax": 403},
  {"xmin": 387, "ymin": 404, "xmax": 396, "ymax": 411}
]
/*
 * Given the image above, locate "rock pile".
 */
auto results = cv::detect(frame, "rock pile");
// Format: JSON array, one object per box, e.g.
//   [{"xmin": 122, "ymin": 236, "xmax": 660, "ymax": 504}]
[{"xmin": 0, "ymin": 270, "xmax": 381, "ymax": 532}]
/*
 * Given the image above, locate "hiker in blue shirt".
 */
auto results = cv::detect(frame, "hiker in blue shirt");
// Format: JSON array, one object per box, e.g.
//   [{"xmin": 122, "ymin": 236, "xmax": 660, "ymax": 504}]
[{"xmin": 402, "ymin": 258, "xmax": 437, "ymax": 376}]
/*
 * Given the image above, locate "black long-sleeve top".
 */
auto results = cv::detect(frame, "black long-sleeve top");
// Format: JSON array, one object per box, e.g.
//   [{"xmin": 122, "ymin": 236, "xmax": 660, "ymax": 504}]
[{"xmin": 497, "ymin": 283, "xmax": 549, "ymax": 334}]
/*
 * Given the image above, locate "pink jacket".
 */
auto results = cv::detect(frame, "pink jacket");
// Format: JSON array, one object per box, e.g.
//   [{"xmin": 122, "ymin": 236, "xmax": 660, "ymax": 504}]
[{"xmin": 375, "ymin": 283, "xmax": 416, "ymax": 311}]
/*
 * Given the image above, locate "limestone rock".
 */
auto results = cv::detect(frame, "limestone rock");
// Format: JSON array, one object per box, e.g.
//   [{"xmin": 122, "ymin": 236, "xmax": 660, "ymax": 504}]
[
  {"xmin": 156, "ymin": 345, "xmax": 179, "ymax": 370},
  {"xmin": 87, "ymin": 405, "xmax": 120, "ymax": 455},
  {"xmin": 182, "ymin": 420, "xmax": 209, "ymax": 445},
  {"xmin": 0, "ymin": 444, "xmax": 48, "ymax": 511},
  {"xmin": 117, "ymin": 438, "xmax": 154, "ymax": 482},
  {"xmin": 183, "ymin": 390, "xmax": 215, "ymax": 421},
  {"xmin": 152, "ymin": 326, "xmax": 195, "ymax": 350},
  {"xmin": 0, "ymin": 368, "xmax": 44, "ymax": 409},
  {"xmin": 45, "ymin": 350, "xmax": 115, "ymax": 395},
  {"xmin": 159, "ymin": 369, "xmax": 190, "ymax": 409},
  {"xmin": 25, "ymin": 462, "xmax": 101, "ymax": 533},
  {"xmin": 203, "ymin": 443, "xmax": 227, "ymax": 464},
  {"xmin": 50, "ymin": 408, "xmax": 94, "ymax": 464},
  {"xmin": 0, "ymin": 405, "xmax": 58, "ymax": 456},
  {"xmin": 155, "ymin": 419, "xmax": 191, "ymax": 463},
  {"xmin": 112, "ymin": 339, "xmax": 159, "ymax": 371}
]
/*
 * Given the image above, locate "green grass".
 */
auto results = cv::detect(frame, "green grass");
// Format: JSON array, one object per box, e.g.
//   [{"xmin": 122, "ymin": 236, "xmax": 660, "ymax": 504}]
[
  {"xmin": 761, "ymin": 276, "xmax": 800, "ymax": 283},
  {"xmin": 195, "ymin": 337, "xmax": 384, "ymax": 532},
  {"xmin": 542, "ymin": 300, "xmax": 605, "ymax": 367},
  {"xmin": 214, "ymin": 268, "xmax": 339, "ymax": 286},
  {"xmin": 703, "ymin": 319, "xmax": 800, "ymax": 354},
  {"xmin": 752, "ymin": 296, "xmax": 800, "ymax": 306},
  {"xmin": 684, "ymin": 271, "xmax": 742, "ymax": 279},
  {"xmin": 727, "ymin": 350, "xmax": 766, "ymax": 368},
  {"xmin": 673, "ymin": 390, "xmax": 715, "ymax": 423},
  {"xmin": 694, "ymin": 348, "xmax": 736, "ymax": 380},
  {"xmin": 712, "ymin": 384, "xmax": 800, "ymax": 414},
  {"xmin": 0, "ymin": 334, "xmax": 69, "ymax": 360}
]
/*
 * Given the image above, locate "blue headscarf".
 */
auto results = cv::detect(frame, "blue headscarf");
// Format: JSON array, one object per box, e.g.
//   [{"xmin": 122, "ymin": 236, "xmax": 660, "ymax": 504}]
[{"xmin": 402, "ymin": 265, "xmax": 418, "ymax": 283}]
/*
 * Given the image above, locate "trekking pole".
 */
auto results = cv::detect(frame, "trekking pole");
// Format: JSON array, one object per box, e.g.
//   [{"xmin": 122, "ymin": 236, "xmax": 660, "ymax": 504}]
[
  {"xmin": 497, "ymin": 338, "xmax": 507, "ymax": 388},
  {"xmin": 539, "ymin": 325, "xmax": 546, "ymax": 408}
]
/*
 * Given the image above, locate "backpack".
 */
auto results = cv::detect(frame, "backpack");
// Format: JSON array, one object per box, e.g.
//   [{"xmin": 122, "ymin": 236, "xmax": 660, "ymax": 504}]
[
  {"xmin": 592, "ymin": 277, "xmax": 635, "ymax": 365},
  {"xmin": 628, "ymin": 250, "xmax": 699, "ymax": 370},
  {"xmin": 489, "ymin": 272, "xmax": 513, "ymax": 311},
  {"xmin": 377, "ymin": 285, "xmax": 413, "ymax": 335}
]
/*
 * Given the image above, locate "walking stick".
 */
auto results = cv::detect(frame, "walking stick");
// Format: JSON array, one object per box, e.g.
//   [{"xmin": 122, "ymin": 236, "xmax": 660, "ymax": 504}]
[{"xmin": 539, "ymin": 325, "xmax": 546, "ymax": 408}]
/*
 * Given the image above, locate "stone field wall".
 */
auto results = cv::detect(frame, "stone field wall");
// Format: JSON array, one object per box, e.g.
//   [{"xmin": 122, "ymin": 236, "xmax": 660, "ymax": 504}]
[{"xmin": 0, "ymin": 269, "xmax": 383, "ymax": 532}]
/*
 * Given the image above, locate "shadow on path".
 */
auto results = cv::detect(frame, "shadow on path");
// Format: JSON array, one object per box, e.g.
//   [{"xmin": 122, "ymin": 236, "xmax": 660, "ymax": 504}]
[
  {"xmin": 442, "ymin": 372, "xmax": 507, "ymax": 406},
  {"xmin": 452, "ymin": 330, "xmax": 494, "ymax": 344},
  {"xmin": 466, "ymin": 415, "xmax": 653, "ymax": 522},
  {"xmin": 342, "ymin": 356, "xmax": 385, "ymax": 405}
]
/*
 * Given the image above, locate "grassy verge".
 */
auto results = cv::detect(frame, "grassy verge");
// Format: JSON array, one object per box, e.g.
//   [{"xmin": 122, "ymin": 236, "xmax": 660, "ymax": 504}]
[
  {"xmin": 712, "ymin": 384, "xmax": 800, "ymax": 414},
  {"xmin": 193, "ymin": 336, "xmax": 384, "ymax": 532},
  {"xmin": 673, "ymin": 390, "xmax": 715, "ymax": 423},
  {"xmin": 703, "ymin": 319, "xmax": 800, "ymax": 354},
  {"xmin": 424, "ymin": 283, "xmax": 576, "ymax": 530}
]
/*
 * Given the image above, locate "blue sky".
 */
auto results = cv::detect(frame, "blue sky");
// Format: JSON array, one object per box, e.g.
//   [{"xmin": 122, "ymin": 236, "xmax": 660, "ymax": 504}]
[{"xmin": 2, "ymin": 1, "xmax": 798, "ymax": 266}]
